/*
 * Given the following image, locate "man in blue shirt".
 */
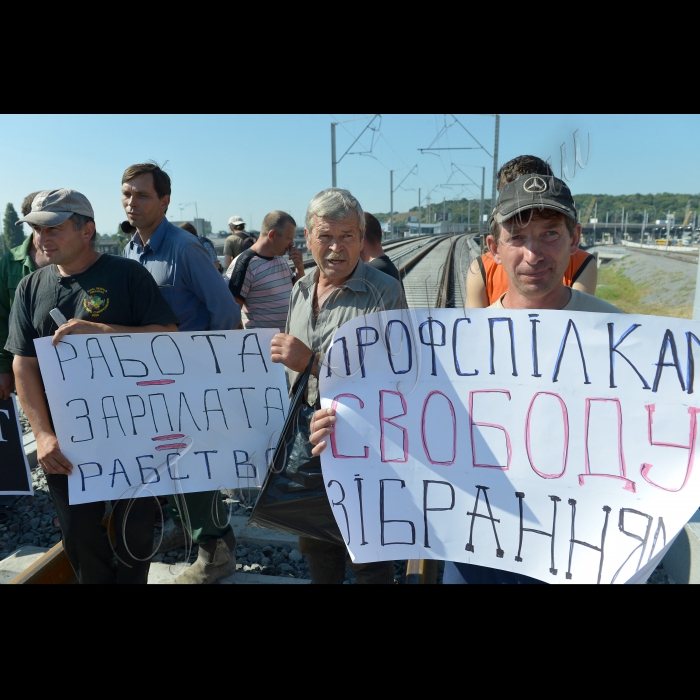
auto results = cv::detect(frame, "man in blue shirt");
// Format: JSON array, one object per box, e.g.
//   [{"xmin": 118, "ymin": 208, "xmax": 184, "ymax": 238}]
[{"xmin": 122, "ymin": 161, "xmax": 241, "ymax": 585}]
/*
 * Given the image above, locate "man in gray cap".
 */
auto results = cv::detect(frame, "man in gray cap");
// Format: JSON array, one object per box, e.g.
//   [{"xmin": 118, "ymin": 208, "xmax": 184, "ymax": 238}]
[
  {"xmin": 5, "ymin": 188, "xmax": 179, "ymax": 584},
  {"xmin": 223, "ymin": 215, "xmax": 253, "ymax": 270}
]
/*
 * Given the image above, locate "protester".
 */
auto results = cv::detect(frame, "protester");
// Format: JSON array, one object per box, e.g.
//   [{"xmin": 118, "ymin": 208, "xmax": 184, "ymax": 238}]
[
  {"xmin": 223, "ymin": 216, "xmax": 253, "ymax": 269},
  {"xmin": 0, "ymin": 192, "xmax": 50, "ymax": 401},
  {"xmin": 179, "ymin": 222, "xmax": 223, "ymax": 272},
  {"xmin": 121, "ymin": 161, "xmax": 241, "ymax": 584},
  {"xmin": 5, "ymin": 189, "xmax": 179, "ymax": 583},
  {"xmin": 0, "ymin": 192, "xmax": 51, "ymax": 517},
  {"xmin": 360, "ymin": 212, "xmax": 402, "ymax": 284},
  {"xmin": 227, "ymin": 210, "xmax": 303, "ymax": 329},
  {"xmin": 270, "ymin": 187, "xmax": 404, "ymax": 584},
  {"xmin": 308, "ymin": 172, "xmax": 623, "ymax": 584},
  {"xmin": 465, "ymin": 155, "xmax": 597, "ymax": 307}
]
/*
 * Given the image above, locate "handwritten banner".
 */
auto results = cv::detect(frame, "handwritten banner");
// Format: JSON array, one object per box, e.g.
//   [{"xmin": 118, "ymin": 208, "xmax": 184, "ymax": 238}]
[
  {"xmin": 0, "ymin": 395, "xmax": 33, "ymax": 496},
  {"xmin": 319, "ymin": 309, "xmax": 700, "ymax": 584},
  {"xmin": 35, "ymin": 330, "xmax": 288, "ymax": 505}
]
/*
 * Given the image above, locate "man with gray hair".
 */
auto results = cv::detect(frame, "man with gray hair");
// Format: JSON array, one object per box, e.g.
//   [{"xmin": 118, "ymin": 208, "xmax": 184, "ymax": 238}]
[
  {"xmin": 270, "ymin": 187, "xmax": 404, "ymax": 584},
  {"xmin": 227, "ymin": 210, "xmax": 304, "ymax": 329}
]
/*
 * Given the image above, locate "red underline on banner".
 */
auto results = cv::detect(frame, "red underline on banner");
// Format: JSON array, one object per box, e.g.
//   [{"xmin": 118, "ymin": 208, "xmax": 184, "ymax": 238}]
[
  {"xmin": 136, "ymin": 380, "xmax": 176, "ymax": 386},
  {"xmin": 155, "ymin": 443, "xmax": 188, "ymax": 451},
  {"xmin": 152, "ymin": 434, "xmax": 185, "ymax": 441}
]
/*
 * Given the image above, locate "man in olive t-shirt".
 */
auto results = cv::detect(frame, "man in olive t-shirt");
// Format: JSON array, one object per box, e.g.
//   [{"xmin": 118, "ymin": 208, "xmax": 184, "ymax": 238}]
[{"xmin": 5, "ymin": 189, "xmax": 178, "ymax": 584}]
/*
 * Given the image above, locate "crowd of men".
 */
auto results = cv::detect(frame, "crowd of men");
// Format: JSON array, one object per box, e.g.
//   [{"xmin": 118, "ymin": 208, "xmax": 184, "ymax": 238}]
[{"xmin": 0, "ymin": 155, "xmax": 623, "ymax": 584}]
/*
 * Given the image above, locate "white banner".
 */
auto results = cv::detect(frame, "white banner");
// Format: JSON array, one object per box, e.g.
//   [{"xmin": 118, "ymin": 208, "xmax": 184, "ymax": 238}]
[
  {"xmin": 319, "ymin": 308, "xmax": 700, "ymax": 584},
  {"xmin": 35, "ymin": 330, "xmax": 288, "ymax": 505}
]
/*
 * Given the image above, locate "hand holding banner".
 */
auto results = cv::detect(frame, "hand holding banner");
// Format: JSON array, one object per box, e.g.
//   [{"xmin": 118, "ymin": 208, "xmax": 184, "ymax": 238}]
[{"xmin": 35, "ymin": 329, "xmax": 289, "ymax": 505}]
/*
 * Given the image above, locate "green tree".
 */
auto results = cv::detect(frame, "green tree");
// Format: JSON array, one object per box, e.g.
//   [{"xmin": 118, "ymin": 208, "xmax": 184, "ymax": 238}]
[{"xmin": 3, "ymin": 203, "xmax": 24, "ymax": 252}]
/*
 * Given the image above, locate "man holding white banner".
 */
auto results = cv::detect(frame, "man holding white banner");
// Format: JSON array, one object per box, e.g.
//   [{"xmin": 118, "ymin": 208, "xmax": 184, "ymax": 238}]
[
  {"xmin": 6, "ymin": 189, "xmax": 178, "ymax": 584},
  {"xmin": 310, "ymin": 171, "xmax": 640, "ymax": 584},
  {"xmin": 271, "ymin": 188, "xmax": 405, "ymax": 584}
]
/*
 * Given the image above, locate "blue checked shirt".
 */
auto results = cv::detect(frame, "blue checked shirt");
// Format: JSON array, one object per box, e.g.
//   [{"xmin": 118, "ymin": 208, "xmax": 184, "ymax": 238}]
[{"xmin": 124, "ymin": 217, "xmax": 240, "ymax": 332}]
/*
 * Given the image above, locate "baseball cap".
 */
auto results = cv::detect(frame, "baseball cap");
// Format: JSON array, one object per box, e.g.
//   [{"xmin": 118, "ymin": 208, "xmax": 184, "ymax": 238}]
[
  {"xmin": 16, "ymin": 189, "xmax": 94, "ymax": 227},
  {"xmin": 490, "ymin": 175, "xmax": 577, "ymax": 227},
  {"xmin": 228, "ymin": 215, "xmax": 245, "ymax": 227}
]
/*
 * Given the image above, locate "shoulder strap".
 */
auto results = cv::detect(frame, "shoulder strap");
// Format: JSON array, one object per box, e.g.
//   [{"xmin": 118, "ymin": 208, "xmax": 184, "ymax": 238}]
[
  {"xmin": 571, "ymin": 252, "xmax": 593, "ymax": 284},
  {"xmin": 476, "ymin": 255, "xmax": 487, "ymax": 287}
]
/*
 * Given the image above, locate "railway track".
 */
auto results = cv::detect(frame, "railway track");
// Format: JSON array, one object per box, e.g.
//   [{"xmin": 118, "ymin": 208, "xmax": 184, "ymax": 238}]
[
  {"xmin": 5, "ymin": 233, "xmax": 480, "ymax": 585},
  {"xmin": 394, "ymin": 233, "xmax": 482, "ymax": 583}
]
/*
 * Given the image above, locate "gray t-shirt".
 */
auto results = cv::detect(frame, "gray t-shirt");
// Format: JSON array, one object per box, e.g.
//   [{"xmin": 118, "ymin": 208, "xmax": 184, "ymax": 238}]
[
  {"xmin": 286, "ymin": 259, "xmax": 406, "ymax": 406},
  {"xmin": 490, "ymin": 288, "xmax": 623, "ymax": 313}
]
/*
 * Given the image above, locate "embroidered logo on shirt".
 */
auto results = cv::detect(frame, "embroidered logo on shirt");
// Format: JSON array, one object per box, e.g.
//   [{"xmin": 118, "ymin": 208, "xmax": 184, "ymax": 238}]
[{"xmin": 83, "ymin": 287, "xmax": 110, "ymax": 317}]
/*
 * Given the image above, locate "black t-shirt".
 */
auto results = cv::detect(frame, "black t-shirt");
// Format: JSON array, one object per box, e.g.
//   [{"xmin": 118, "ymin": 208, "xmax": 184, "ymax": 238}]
[
  {"xmin": 368, "ymin": 254, "xmax": 403, "ymax": 286},
  {"xmin": 5, "ymin": 254, "xmax": 179, "ymax": 358}
]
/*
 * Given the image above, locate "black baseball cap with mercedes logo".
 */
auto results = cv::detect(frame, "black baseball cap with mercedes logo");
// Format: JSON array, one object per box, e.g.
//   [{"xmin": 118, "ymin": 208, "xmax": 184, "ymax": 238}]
[{"xmin": 490, "ymin": 174, "xmax": 577, "ymax": 226}]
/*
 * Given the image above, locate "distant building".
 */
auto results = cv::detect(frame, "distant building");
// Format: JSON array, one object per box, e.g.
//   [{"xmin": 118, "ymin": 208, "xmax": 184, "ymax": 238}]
[{"xmin": 170, "ymin": 218, "xmax": 213, "ymax": 237}]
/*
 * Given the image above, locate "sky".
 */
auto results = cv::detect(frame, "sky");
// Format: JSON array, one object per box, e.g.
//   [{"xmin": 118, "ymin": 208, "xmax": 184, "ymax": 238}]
[{"xmin": 1, "ymin": 114, "xmax": 698, "ymax": 236}]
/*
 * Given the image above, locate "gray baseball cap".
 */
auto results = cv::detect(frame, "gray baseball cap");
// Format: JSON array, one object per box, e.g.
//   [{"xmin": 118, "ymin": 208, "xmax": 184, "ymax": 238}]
[
  {"xmin": 16, "ymin": 188, "xmax": 94, "ymax": 227},
  {"xmin": 490, "ymin": 175, "xmax": 577, "ymax": 227}
]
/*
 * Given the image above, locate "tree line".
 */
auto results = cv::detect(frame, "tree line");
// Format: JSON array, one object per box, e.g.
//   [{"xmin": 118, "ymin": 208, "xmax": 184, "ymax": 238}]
[{"xmin": 373, "ymin": 192, "xmax": 700, "ymax": 226}]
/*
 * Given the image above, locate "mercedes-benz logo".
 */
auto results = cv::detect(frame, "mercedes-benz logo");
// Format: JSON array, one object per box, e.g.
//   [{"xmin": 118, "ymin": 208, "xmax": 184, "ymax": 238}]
[{"xmin": 523, "ymin": 176, "xmax": 547, "ymax": 193}]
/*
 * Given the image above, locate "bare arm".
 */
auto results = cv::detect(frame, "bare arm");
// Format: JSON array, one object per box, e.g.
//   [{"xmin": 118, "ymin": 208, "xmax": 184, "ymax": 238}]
[
  {"xmin": 13, "ymin": 355, "xmax": 72, "ymax": 475},
  {"xmin": 224, "ymin": 254, "xmax": 233, "ymax": 269},
  {"xmin": 288, "ymin": 247, "xmax": 305, "ymax": 284},
  {"xmin": 52, "ymin": 320, "xmax": 177, "ymax": 346},
  {"xmin": 572, "ymin": 259, "xmax": 598, "ymax": 296},
  {"xmin": 465, "ymin": 258, "xmax": 488, "ymax": 308}
]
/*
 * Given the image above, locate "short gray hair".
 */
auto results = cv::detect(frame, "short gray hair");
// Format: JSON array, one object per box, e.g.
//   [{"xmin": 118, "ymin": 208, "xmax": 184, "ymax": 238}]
[{"xmin": 305, "ymin": 188, "xmax": 365, "ymax": 237}]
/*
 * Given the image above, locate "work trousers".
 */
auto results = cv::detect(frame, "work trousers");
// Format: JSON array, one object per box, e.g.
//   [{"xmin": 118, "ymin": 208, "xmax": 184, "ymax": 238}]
[
  {"xmin": 299, "ymin": 536, "xmax": 394, "ymax": 584},
  {"xmin": 47, "ymin": 473, "xmax": 154, "ymax": 584},
  {"xmin": 166, "ymin": 490, "xmax": 232, "ymax": 545}
]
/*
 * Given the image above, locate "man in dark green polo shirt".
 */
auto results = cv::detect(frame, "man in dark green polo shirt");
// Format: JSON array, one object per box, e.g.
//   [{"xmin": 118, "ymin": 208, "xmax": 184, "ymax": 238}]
[
  {"xmin": 0, "ymin": 192, "xmax": 48, "ymax": 515},
  {"xmin": 0, "ymin": 192, "xmax": 48, "ymax": 401}
]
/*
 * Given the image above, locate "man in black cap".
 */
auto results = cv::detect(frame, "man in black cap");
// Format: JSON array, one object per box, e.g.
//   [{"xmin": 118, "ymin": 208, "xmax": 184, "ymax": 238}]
[
  {"xmin": 484, "ymin": 173, "xmax": 618, "ymax": 313},
  {"xmin": 308, "ymin": 170, "xmax": 622, "ymax": 584},
  {"xmin": 5, "ymin": 188, "xmax": 178, "ymax": 584}
]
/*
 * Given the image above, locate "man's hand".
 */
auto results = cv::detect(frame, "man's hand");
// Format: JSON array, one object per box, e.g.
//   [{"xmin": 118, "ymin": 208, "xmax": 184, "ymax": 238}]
[
  {"xmin": 0, "ymin": 373, "xmax": 14, "ymax": 400},
  {"xmin": 52, "ymin": 319, "xmax": 112, "ymax": 346},
  {"xmin": 270, "ymin": 333, "xmax": 314, "ymax": 373},
  {"xmin": 36, "ymin": 432, "xmax": 73, "ymax": 475},
  {"xmin": 310, "ymin": 407, "xmax": 336, "ymax": 456},
  {"xmin": 288, "ymin": 246, "xmax": 304, "ymax": 277}
]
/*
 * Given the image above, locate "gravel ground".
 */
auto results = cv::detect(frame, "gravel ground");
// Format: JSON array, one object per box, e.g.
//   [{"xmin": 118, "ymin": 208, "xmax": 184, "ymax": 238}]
[{"xmin": 0, "ymin": 465, "xmax": 61, "ymax": 557}]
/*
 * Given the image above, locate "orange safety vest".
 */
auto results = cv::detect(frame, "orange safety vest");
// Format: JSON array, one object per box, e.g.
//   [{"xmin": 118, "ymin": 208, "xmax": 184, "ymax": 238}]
[{"xmin": 477, "ymin": 249, "xmax": 594, "ymax": 305}]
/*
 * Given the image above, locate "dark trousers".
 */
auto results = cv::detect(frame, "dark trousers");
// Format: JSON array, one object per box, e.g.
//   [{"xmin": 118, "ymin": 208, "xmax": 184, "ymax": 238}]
[
  {"xmin": 443, "ymin": 561, "xmax": 544, "ymax": 584},
  {"xmin": 47, "ymin": 473, "xmax": 154, "ymax": 584},
  {"xmin": 166, "ymin": 490, "xmax": 232, "ymax": 545},
  {"xmin": 299, "ymin": 536, "xmax": 394, "ymax": 584}
]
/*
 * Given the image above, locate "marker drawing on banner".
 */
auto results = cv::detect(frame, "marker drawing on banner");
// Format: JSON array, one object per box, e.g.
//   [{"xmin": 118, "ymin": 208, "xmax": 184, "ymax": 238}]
[
  {"xmin": 34, "ymin": 330, "xmax": 289, "ymax": 505},
  {"xmin": 0, "ymin": 395, "xmax": 33, "ymax": 496},
  {"xmin": 319, "ymin": 308, "xmax": 700, "ymax": 585}
]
